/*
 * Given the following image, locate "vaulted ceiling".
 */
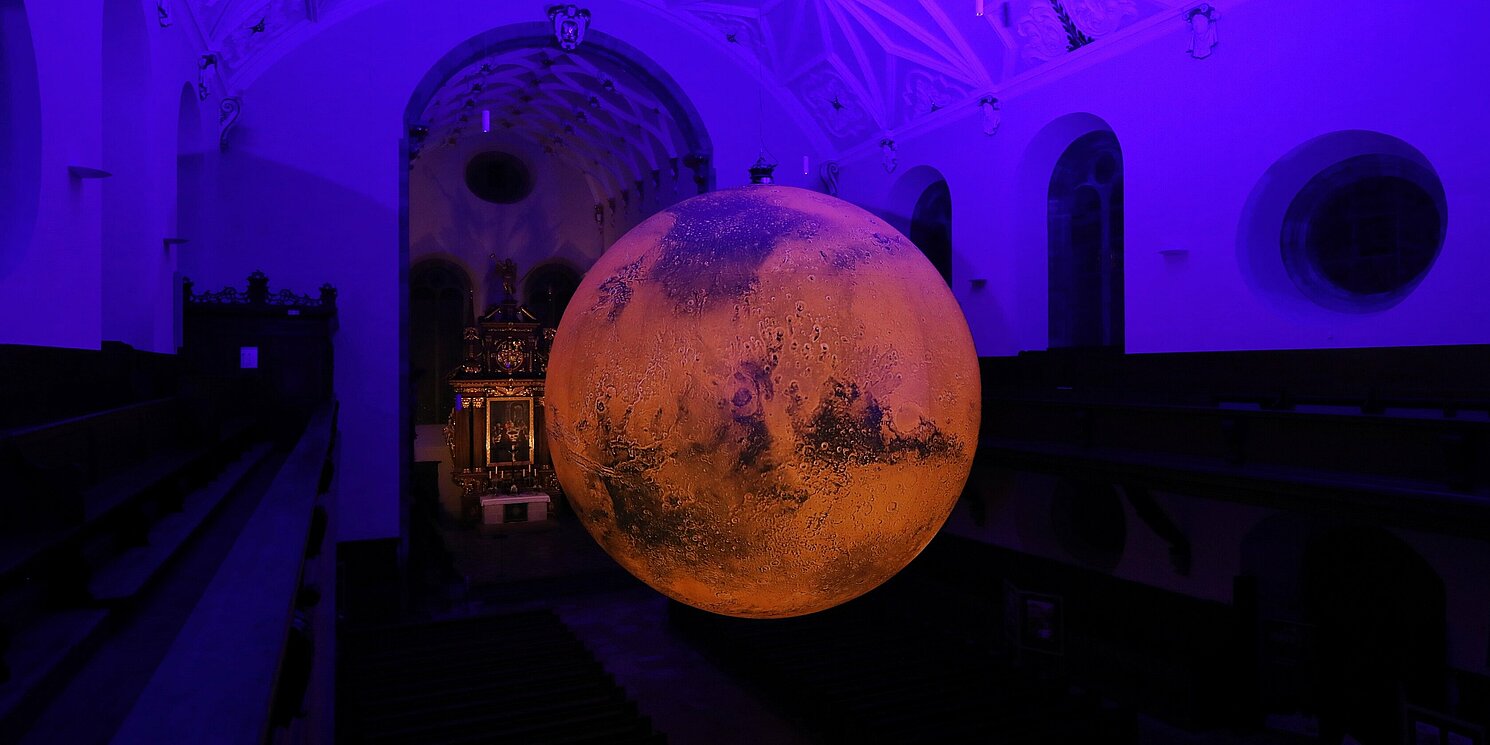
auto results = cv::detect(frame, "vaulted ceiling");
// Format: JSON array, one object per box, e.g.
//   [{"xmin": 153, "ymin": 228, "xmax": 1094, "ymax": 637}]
[
  {"xmin": 173, "ymin": 0, "xmax": 1189, "ymax": 155},
  {"xmin": 412, "ymin": 46, "xmax": 695, "ymax": 197}
]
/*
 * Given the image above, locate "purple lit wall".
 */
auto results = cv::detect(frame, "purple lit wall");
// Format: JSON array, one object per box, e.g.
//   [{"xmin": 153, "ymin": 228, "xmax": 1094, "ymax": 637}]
[
  {"xmin": 1, "ymin": 0, "xmax": 218, "ymax": 351},
  {"xmin": 836, "ymin": 0, "xmax": 1490, "ymax": 355}
]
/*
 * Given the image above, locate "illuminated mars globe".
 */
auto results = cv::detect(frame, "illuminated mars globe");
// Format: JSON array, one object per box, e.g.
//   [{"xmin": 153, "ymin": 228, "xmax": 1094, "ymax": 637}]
[{"xmin": 545, "ymin": 184, "xmax": 980, "ymax": 618}]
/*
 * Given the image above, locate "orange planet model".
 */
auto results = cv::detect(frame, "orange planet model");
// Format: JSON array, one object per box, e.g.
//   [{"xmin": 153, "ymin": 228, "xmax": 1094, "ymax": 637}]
[{"xmin": 545, "ymin": 185, "xmax": 980, "ymax": 618}]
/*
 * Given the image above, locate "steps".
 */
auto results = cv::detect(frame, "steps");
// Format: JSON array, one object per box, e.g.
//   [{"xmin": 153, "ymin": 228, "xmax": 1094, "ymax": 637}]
[{"xmin": 341, "ymin": 610, "xmax": 666, "ymax": 745}]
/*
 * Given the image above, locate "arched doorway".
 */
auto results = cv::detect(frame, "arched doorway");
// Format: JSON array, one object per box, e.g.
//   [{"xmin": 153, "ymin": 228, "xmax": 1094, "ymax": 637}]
[
  {"xmin": 522, "ymin": 262, "xmax": 581, "ymax": 328},
  {"xmin": 1048, "ymin": 130, "xmax": 1123, "ymax": 350},
  {"xmin": 909, "ymin": 179, "xmax": 953, "ymax": 286},
  {"xmin": 410, "ymin": 260, "xmax": 472, "ymax": 425}
]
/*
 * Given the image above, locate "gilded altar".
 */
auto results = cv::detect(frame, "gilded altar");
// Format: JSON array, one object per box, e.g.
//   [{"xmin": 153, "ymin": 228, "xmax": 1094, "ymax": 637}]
[{"xmin": 444, "ymin": 262, "xmax": 561, "ymax": 522}]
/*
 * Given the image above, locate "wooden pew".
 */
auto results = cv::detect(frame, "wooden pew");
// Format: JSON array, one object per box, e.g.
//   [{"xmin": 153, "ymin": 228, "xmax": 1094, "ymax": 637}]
[{"xmin": 111, "ymin": 404, "xmax": 337, "ymax": 745}]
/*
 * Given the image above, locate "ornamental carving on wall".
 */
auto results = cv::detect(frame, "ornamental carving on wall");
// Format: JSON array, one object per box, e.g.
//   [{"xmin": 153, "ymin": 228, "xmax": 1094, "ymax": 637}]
[
  {"xmin": 1019, "ymin": 3, "xmax": 1073, "ymax": 62},
  {"xmin": 900, "ymin": 69, "xmax": 965, "ymax": 125},
  {"xmin": 1067, "ymin": 0, "xmax": 1138, "ymax": 38},
  {"xmin": 800, "ymin": 67, "xmax": 875, "ymax": 141}
]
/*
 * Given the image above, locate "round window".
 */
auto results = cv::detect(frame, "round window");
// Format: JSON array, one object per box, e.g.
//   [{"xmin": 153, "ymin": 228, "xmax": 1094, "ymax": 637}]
[
  {"xmin": 1281, "ymin": 154, "xmax": 1446, "ymax": 312},
  {"xmin": 464, "ymin": 151, "xmax": 533, "ymax": 204}
]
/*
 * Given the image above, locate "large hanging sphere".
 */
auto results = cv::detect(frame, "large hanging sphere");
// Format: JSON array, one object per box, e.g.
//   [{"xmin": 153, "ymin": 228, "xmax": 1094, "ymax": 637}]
[{"xmin": 546, "ymin": 185, "xmax": 980, "ymax": 618}]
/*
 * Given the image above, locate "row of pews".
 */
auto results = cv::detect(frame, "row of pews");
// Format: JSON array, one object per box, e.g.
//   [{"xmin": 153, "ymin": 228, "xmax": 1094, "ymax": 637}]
[
  {"xmin": 0, "ymin": 391, "xmax": 269, "ymax": 737},
  {"xmin": 111, "ymin": 404, "xmax": 338, "ymax": 744},
  {"xmin": 978, "ymin": 346, "xmax": 1490, "ymax": 538},
  {"xmin": 340, "ymin": 609, "xmax": 667, "ymax": 744}
]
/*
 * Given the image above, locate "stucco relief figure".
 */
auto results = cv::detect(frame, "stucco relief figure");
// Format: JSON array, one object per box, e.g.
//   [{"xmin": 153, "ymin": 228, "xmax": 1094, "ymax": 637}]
[
  {"xmin": 880, "ymin": 139, "xmax": 898, "ymax": 173},
  {"xmin": 1186, "ymin": 4, "xmax": 1218, "ymax": 59},
  {"xmin": 1019, "ymin": 2, "xmax": 1072, "ymax": 62},
  {"xmin": 979, "ymin": 96, "xmax": 1002, "ymax": 136},
  {"xmin": 1068, "ymin": 0, "xmax": 1138, "ymax": 38}
]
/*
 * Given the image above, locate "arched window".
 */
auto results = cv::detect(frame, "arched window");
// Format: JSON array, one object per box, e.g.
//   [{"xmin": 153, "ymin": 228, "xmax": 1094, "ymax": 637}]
[
  {"xmin": 1048, "ymin": 131, "xmax": 1123, "ymax": 350},
  {"xmin": 410, "ymin": 260, "xmax": 472, "ymax": 424},
  {"xmin": 909, "ymin": 180, "xmax": 953, "ymax": 286},
  {"xmin": 1281, "ymin": 154, "xmax": 1445, "ymax": 312},
  {"xmin": 522, "ymin": 263, "xmax": 581, "ymax": 328}
]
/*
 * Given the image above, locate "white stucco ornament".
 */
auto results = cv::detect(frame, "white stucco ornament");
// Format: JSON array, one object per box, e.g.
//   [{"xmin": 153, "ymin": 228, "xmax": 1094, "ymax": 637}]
[
  {"xmin": 1186, "ymin": 4, "xmax": 1219, "ymax": 59},
  {"xmin": 548, "ymin": 4, "xmax": 592, "ymax": 51}
]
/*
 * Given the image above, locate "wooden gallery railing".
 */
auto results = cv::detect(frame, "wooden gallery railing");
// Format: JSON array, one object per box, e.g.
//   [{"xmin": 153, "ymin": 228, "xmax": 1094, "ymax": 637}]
[{"xmin": 112, "ymin": 403, "xmax": 338, "ymax": 745}]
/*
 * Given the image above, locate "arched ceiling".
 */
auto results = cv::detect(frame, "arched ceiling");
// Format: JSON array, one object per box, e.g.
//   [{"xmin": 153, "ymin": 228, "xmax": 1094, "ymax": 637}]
[
  {"xmin": 173, "ymin": 0, "xmax": 1189, "ymax": 155},
  {"xmin": 412, "ymin": 45, "xmax": 694, "ymax": 198}
]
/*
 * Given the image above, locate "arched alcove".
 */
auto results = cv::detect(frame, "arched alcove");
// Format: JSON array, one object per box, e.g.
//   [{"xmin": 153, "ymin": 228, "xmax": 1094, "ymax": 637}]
[
  {"xmin": 101, "ymin": 0, "xmax": 154, "ymax": 347},
  {"xmin": 890, "ymin": 165, "xmax": 954, "ymax": 286},
  {"xmin": 1048, "ymin": 130, "xmax": 1123, "ymax": 350},
  {"xmin": 910, "ymin": 180, "xmax": 953, "ymax": 286},
  {"xmin": 410, "ymin": 259, "xmax": 473, "ymax": 425},
  {"xmin": 0, "ymin": 0, "xmax": 42, "ymax": 276},
  {"xmin": 1010, "ymin": 113, "xmax": 1118, "ymax": 351},
  {"xmin": 522, "ymin": 262, "xmax": 581, "ymax": 328}
]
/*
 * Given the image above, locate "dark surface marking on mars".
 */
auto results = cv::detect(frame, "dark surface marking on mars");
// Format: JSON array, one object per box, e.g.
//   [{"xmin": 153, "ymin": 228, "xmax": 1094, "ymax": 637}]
[
  {"xmin": 797, "ymin": 377, "xmax": 962, "ymax": 466},
  {"xmin": 600, "ymin": 473, "xmax": 689, "ymax": 554},
  {"xmin": 650, "ymin": 190, "xmax": 818, "ymax": 312},
  {"xmin": 592, "ymin": 256, "xmax": 645, "ymax": 321},
  {"xmin": 727, "ymin": 411, "xmax": 773, "ymax": 471}
]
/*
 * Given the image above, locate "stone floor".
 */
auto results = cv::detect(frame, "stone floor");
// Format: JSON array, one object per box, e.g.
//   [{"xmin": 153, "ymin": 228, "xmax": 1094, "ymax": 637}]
[
  {"xmin": 434, "ymin": 515, "xmax": 1317, "ymax": 745},
  {"xmin": 436, "ymin": 516, "xmax": 812, "ymax": 744}
]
